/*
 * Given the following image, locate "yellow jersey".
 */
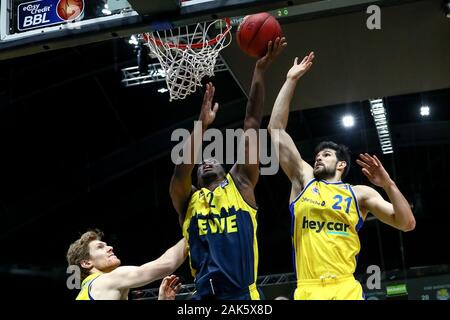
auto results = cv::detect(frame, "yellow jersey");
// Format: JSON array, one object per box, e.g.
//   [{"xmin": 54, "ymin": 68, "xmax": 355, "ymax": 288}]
[
  {"xmin": 75, "ymin": 273, "xmax": 101, "ymax": 300},
  {"xmin": 290, "ymin": 179, "xmax": 364, "ymax": 280}
]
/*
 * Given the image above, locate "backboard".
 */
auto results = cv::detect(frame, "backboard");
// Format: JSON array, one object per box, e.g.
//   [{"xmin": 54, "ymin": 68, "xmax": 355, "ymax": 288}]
[{"xmin": 0, "ymin": 0, "xmax": 306, "ymax": 60}]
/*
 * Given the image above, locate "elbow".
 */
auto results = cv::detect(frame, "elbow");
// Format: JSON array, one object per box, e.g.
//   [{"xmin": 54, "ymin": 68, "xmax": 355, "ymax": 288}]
[
  {"xmin": 268, "ymin": 123, "xmax": 281, "ymax": 134},
  {"xmin": 401, "ymin": 218, "xmax": 416, "ymax": 232},
  {"xmin": 244, "ymin": 117, "xmax": 260, "ymax": 131}
]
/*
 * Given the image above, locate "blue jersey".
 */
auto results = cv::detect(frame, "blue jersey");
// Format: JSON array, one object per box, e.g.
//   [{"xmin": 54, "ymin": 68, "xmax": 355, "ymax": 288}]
[{"xmin": 182, "ymin": 174, "xmax": 260, "ymax": 299}]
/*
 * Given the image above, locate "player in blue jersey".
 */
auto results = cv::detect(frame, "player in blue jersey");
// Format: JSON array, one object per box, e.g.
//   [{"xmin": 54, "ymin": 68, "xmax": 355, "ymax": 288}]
[{"xmin": 170, "ymin": 38, "xmax": 287, "ymax": 300}]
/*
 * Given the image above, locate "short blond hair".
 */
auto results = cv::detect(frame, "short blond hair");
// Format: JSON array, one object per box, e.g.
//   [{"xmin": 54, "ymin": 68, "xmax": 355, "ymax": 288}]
[{"xmin": 66, "ymin": 229, "xmax": 103, "ymax": 281}]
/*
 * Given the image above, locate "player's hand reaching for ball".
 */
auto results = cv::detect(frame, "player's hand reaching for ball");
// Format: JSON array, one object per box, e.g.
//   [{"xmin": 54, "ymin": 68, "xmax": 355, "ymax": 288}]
[{"xmin": 256, "ymin": 37, "xmax": 287, "ymax": 71}]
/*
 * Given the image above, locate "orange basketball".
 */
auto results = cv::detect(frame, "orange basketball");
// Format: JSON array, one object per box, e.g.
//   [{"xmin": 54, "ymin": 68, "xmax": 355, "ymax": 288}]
[
  {"xmin": 236, "ymin": 12, "xmax": 282, "ymax": 58},
  {"xmin": 57, "ymin": 0, "xmax": 84, "ymax": 20}
]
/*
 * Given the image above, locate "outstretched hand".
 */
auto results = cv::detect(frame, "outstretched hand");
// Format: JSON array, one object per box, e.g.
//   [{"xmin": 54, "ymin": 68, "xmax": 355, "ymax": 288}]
[
  {"xmin": 287, "ymin": 51, "xmax": 315, "ymax": 81},
  {"xmin": 158, "ymin": 275, "xmax": 182, "ymax": 300},
  {"xmin": 198, "ymin": 82, "xmax": 219, "ymax": 128},
  {"xmin": 256, "ymin": 37, "xmax": 287, "ymax": 70},
  {"xmin": 356, "ymin": 153, "xmax": 392, "ymax": 188}
]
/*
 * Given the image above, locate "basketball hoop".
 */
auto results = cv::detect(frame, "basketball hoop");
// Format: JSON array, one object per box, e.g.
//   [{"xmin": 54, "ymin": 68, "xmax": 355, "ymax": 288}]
[{"xmin": 143, "ymin": 18, "xmax": 232, "ymax": 101}]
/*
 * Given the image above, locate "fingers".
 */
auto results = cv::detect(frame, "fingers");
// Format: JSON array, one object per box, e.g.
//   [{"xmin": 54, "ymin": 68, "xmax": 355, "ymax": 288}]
[
  {"xmin": 209, "ymin": 84, "xmax": 215, "ymax": 106},
  {"xmin": 295, "ymin": 51, "xmax": 314, "ymax": 70},
  {"xmin": 267, "ymin": 37, "xmax": 287, "ymax": 57},
  {"xmin": 361, "ymin": 168, "xmax": 373, "ymax": 179},
  {"xmin": 202, "ymin": 82, "xmax": 216, "ymax": 111},
  {"xmin": 159, "ymin": 276, "xmax": 169, "ymax": 289},
  {"xmin": 212, "ymin": 102, "xmax": 219, "ymax": 113},
  {"xmin": 360, "ymin": 153, "xmax": 379, "ymax": 167},
  {"xmin": 202, "ymin": 83, "xmax": 211, "ymax": 106},
  {"xmin": 277, "ymin": 37, "xmax": 287, "ymax": 52},
  {"xmin": 301, "ymin": 55, "xmax": 308, "ymax": 64},
  {"xmin": 173, "ymin": 283, "xmax": 182, "ymax": 293},
  {"xmin": 266, "ymin": 40, "xmax": 273, "ymax": 56},
  {"xmin": 168, "ymin": 276, "xmax": 180, "ymax": 288},
  {"xmin": 356, "ymin": 159, "xmax": 370, "ymax": 170},
  {"xmin": 373, "ymin": 154, "xmax": 382, "ymax": 166},
  {"xmin": 273, "ymin": 37, "xmax": 280, "ymax": 50}
]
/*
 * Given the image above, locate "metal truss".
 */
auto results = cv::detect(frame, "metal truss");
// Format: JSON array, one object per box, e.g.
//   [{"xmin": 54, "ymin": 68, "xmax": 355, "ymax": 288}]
[{"xmin": 130, "ymin": 272, "xmax": 297, "ymax": 300}]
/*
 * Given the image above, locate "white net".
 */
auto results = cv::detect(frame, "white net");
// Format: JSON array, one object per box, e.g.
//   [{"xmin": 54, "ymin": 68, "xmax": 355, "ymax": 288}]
[{"xmin": 144, "ymin": 19, "xmax": 232, "ymax": 101}]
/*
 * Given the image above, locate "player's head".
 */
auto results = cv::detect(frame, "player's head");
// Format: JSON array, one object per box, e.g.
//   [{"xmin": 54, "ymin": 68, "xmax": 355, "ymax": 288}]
[
  {"xmin": 313, "ymin": 141, "xmax": 350, "ymax": 180},
  {"xmin": 66, "ymin": 229, "xmax": 121, "ymax": 281},
  {"xmin": 197, "ymin": 158, "xmax": 225, "ymax": 188}
]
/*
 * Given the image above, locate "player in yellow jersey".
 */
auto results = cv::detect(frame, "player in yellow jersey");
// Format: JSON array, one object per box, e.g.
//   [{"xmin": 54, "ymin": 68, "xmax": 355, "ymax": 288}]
[
  {"xmin": 267, "ymin": 52, "xmax": 416, "ymax": 300},
  {"xmin": 169, "ymin": 38, "xmax": 286, "ymax": 300},
  {"xmin": 66, "ymin": 229, "xmax": 186, "ymax": 300}
]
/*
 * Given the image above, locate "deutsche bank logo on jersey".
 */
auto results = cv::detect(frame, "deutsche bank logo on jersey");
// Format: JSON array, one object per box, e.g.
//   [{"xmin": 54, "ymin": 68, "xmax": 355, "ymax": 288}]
[{"xmin": 18, "ymin": 0, "xmax": 84, "ymax": 31}]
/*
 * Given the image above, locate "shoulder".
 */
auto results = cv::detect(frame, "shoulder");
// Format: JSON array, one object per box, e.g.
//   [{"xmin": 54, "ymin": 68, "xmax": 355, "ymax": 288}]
[
  {"xmin": 228, "ymin": 171, "xmax": 252, "ymax": 193},
  {"xmin": 186, "ymin": 186, "xmax": 200, "ymax": 204},
  {"xmin": 86, "ymin": 273, "xmax": 110, "ymax": 294},
  {"xmin": 89, "ymin": 272, "xmax": 124, "ymax": 299}
]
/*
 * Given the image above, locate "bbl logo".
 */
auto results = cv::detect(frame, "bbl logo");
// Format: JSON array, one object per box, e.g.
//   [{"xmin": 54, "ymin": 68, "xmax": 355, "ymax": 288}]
[{"xmin": 18, "ymin": 0, "xmax": 84, "ymax": 31}]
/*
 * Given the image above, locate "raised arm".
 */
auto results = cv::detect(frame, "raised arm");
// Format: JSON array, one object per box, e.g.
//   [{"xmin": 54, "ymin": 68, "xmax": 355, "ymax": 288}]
[
  {"xmin": 169, "ymin": 83, "xmax": 218, "ymax": 215},
  {"xmin": 268, "ymin": 53, "xmax": 315, "ymax": 200},
  {"xmin": 355, "ymin": 153, "xmax": 416, "ymax": 232},
  {"xmin": 105, "ymin": 238, "xmax": 188, "ymax": 290},
  {"xmin": 230, "ymin": 37, "xmax": 286, "ymax": 187}
]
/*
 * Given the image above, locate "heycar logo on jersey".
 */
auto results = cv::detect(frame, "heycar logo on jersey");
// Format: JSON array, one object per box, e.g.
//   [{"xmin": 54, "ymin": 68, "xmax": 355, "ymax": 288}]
[
  {"xmin": 18, "ymin": 0, "xmax": 84, "ymax": 31},
  {"xmin": 302, "ymin": 217, "xmax": 350, "ymax": 235}
]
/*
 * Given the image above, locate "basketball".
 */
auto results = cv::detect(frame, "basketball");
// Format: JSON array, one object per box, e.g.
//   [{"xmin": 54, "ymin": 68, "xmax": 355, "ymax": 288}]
[{"xmin": 236, "ymin": 12, "xmax": 283, "ymax": 58}]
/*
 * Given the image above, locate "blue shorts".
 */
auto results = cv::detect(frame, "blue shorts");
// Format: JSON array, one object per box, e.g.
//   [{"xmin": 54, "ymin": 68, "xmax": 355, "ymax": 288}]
[{"xmin": 190, "ymin": 285, "xmax": 264, "ymax": 300}]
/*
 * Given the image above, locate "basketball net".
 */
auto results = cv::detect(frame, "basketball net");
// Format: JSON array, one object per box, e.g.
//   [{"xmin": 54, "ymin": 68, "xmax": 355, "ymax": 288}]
[{"xmin": 143, "ymin": 18, "xmax": 232, "ymax": 101}]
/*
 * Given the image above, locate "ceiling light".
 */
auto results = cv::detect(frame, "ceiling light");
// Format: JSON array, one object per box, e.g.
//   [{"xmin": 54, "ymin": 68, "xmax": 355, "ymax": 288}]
[
  {"xmin": 420, "ymin": 106, "xmax": 430, "ymax": 116},
  {"xmin": 370, "ymin": 98, "xmax": 393, "ymax": 154},
  {"xmin": 443, "ymin": 1, "xmax": 450, "ymax": 18},
  {"xmin": 342, "ymin": 115, "xmax": 354, "ymax": 128}
]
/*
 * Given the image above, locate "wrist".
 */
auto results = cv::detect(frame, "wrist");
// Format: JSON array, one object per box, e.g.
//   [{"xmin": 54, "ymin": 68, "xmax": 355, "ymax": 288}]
[
  {"xmin": 382, "ymin": 179, "xmax": 396, "ymax": 190},
  {"xmin": 255, "ymin": 62, "xmax": 267, "ymax": 73},
  {"xmin": 286, "ymin": 75, "xmax": 300, "ymax": 82},
  {"xmin": 196, "ymin": 119, "xmax": 208, "ymax": 131}
]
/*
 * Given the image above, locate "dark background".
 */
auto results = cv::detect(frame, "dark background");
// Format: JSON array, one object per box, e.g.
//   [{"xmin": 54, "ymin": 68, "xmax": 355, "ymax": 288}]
[{"xmin": 0, "ymin": 0, "xmax": 449, "ymax": 300}]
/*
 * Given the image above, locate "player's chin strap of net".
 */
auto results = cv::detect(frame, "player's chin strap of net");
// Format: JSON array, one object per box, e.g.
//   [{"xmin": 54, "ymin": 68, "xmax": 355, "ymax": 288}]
[{"xmin": 143, "ymin": 18, "xmax": 232, "ymax": 101}]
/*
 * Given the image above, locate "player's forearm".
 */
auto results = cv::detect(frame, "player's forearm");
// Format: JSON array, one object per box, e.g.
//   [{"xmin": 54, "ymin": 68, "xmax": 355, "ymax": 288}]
[
  {"xmin": 244, "ymin": 66, "xmax": 265, "ymax": 131},
  {"xmin": 150, "ymin": 239, "xmax": 187, "ymax": 277},
  {"xmin": 173, "ymin": 121, "xmax": 206, "ymax": 178},
  {"xmin": 268, "ymin": 78, "xmax": 297, "ymax": 131},
  {"xmin": 383, "ymin": 180, "xmax": 416, "ymax": 231}
]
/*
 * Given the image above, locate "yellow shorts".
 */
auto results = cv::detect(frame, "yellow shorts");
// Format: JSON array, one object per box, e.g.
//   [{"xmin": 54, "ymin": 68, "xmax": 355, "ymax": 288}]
[{"xmin": 294, "ymin": 274, "xmax": 365, "ymax": 300}]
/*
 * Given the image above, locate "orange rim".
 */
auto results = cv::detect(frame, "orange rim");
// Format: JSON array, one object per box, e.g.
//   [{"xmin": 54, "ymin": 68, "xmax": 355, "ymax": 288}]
[{"xmin": 143, "ymin": 18, "xmax": 231, "ymax": 49}]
